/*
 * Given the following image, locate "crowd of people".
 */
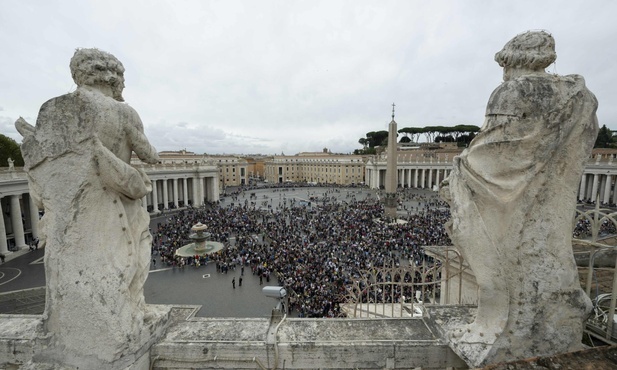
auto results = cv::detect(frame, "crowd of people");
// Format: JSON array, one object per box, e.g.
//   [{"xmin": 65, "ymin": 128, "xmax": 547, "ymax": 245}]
[
  {"xmin": 152, "ymin": 185, "xmax": 452, "ymax": 318},
  {"xmin": 572, "ymin": 216, "xmax": 617, "ymax": 239},
  {"xmin": 156, "ymin": 186, "xmax": 617, "ymax": 318},
  {"xmin": 151, "ymin": 184, "xmax": 615, "ymax": 318}
]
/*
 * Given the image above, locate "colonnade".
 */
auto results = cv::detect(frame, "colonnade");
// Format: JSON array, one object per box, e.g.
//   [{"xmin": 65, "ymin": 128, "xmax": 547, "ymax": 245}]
[
  {"xmin": 0, "ymin": 165, "xmax": 219, "ymax": 254},
  {"xmin": 366, "ymin": 163, "xmax": 617, "ymax": 206},
  {"xmin": 366, "ymin": 166, "xmax": 451, "ymax": 190},
  {"xmin": 0, "ymin": 193, "xmax": 39, "ymax": 254},
  {"xmin": 579, "ymin": 172, "xmax": 617, "ymax": 204},
  {"xmin": 144, "ymin": 175, "xmax": 219, "ymax": 212}
]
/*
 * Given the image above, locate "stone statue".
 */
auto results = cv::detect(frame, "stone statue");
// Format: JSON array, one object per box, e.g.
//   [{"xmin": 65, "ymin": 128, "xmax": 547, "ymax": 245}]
[
  {"xmin": 16, "ymin": 48, "xmax": 168, "ymax": 369},
  {"xmin": 440, "ymin": 31, "xmax": 597, "ymax": 366},
  {"xmin": 7, "ymin": 157, "xmax": 14, "ymax": 171}
]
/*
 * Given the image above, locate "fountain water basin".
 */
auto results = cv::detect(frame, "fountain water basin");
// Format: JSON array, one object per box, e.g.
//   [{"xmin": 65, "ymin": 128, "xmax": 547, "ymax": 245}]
[{"xmin": 175, "ymin": 222, "xmax": 224, "ymax": 257}]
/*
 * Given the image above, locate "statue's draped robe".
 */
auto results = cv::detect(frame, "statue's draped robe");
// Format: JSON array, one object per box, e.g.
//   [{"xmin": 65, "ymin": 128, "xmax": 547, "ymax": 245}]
[
  {"xmin": 446, "ymin": 74, "xmax": 597, "ymax": 360},
  {"xmin": 21, "ymin": 90, "xmax": 158, "ymax": 365}
]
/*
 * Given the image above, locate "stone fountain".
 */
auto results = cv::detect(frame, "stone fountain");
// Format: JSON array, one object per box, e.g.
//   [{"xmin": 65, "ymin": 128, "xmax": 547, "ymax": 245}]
[{"xmin": 175, "ymin": 222, "xmax": 224, "ymax": 257}]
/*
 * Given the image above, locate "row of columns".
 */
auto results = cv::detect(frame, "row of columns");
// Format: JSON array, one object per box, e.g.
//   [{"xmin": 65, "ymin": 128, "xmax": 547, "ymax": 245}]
[
  {"xmin": 369, "ymin": 168, "xmax": 616, "ymax": 204},
  {"xmin": 579, "ymin": 173, "xmax": 617, "ymax": 204},
  {"xmin": 144, "ymin": 176, "xmax": 219, "ymax": 212},
  {"xmin": 368, "ymin": 167, "xmax": 451, "ymax": 190},
  {"xmin": 0, "ymin": 194, "xmax": 39, "ymax": 255},
  {"xmin": 401, "ymin": 168, "xmax": 451, "ymax": 189},
  {"xmin": 0, "ymin": 175, "xmax": 220, "ymax": 253}
]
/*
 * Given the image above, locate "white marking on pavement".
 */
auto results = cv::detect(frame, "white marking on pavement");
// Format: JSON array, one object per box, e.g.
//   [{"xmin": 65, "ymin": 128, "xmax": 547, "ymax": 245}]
[
  {"xmin": 202, "ymin": 274, "xmax": 211, "ymax": 278},
  {"xmin": 0, "ymin": 268, "xmax": 22, "ymax": 286},
  {"xmin": 148, "ymin": 268, "xmax": 172, "ymax": 273},
  {"xmin": 31, "ymin": 257, "xmax": 44, "ymax": 265}
]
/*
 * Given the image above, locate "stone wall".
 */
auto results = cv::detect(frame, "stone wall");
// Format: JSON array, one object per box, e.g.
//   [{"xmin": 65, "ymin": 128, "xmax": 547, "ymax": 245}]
[{"xmin": 0, "ymin": 306, "xmax": 468, "ymax": 370}]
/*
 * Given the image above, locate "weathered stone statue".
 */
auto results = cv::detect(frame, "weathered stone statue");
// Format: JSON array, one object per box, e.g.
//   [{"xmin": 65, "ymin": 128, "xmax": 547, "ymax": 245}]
[
  {"xmin": 7, "ymin": 157, "xmax": 15, "ymax": 171},
  {"xmin": 440, "ymin": 31, "xmax": 597, "ymax": 366},
  {"xmin": 16, "ymin": 48, "xmax": 169, "ymax": 369}
]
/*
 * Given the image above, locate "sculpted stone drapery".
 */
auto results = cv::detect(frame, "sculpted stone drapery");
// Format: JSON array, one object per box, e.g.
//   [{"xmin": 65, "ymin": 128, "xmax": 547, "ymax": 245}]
[
  {"xmin": 440, "ymin": 31, "xmax": 598, "ymax": 366},
  {"xmin": 16, "ymin": 48, "xmax": 168, "ymax": 369}
]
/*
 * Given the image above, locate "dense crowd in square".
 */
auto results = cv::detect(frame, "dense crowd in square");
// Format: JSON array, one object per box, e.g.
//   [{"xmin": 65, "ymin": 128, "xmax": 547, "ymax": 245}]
[{"xmin": 151, "ymin": 185, "xmax": 452, "ymax": 318}]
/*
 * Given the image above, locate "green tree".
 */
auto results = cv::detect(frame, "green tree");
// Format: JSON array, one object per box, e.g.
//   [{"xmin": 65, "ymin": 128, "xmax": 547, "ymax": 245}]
[
  {"xmin": 358, "ymin": 137, "xmax": 368, "ymax": 149},
  {"xmin": 595, "ymin": 124, "xmax": 615, "ymax": 148},
  {"xmin": 451, "ymin": 124, "xmax": 480, "ymax": 141},
  {"xmin": 398, "ymin": 127, "xmax": 423, "ymax": 143},
  {"xmin": 354, "ymin": 147, "xmax": 376, "ymax": 155},
  {"xmin": 365, "ymin": 130, "xmax": 389, "ymax": 148},
  {"xmin": 423, "ymin": 126, "xmax": 442, "ymax": 142},
  {"xmin": 0, "ymin": 134, "xmax": 24, "ymax": 167}
]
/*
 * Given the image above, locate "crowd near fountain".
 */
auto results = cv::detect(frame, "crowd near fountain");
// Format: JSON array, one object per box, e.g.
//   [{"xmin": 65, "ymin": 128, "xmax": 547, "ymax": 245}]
[{"xmin": 151, "ymin": 185, "xmax": 450, "ymax": 317}]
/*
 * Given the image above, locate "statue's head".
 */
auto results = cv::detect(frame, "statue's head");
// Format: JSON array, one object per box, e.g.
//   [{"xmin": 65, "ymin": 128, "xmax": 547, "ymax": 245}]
[
  {"xmin": 70, "ymin": 48, "xmax": 126, "ymax": 102},
  {"xmin": 495, "ymin": 31, "xmax": 556, "ymax": 72}
]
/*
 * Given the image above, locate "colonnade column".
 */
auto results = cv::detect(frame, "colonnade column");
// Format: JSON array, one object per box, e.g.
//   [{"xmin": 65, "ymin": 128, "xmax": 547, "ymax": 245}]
[
  {"xmin": 599, "ymin": 176, "xmax": 607, "ymax": 203},
  {"xmin": 0, "ymin": 200, "xmax": 8, "ymax": 254},
  {"xmin": 413, "ymin": 169, "xmax": 419, "ymax": 188},
  {"xmin": 205, "ymin": 177, "xmax": 213, "ymax": 202},
  {"xmin": 173, "ymin": 178, "xmax": 179, "ymax": 208},
  {"xmin": 193, "ymin": 176, "xmax": 202, "ymax": 207},
  {"xmin": 10, "ymin": 195, "xmax": 26, "ymax": 249},
  {"xmin": 604, "ymin": 175, "xmax": 613, "ymax": 204},
  {"xmin": 183, "ymin": 178, "xmax": 189, "ymax": 207},
  {"xmin": 590, "ymin": 174, "xmax": 599, "ymax": 203},
  {"xmin": 586, "ymin": 175, "xmax": 594, "ymax": 200},
  {"xmin": 420, "ymin": 169, "xmax": 426, "ymax": 189},
  {"xmin": 213, "ymin": 176, "xmax": 220, "ymax": 200},
  {"xmin": 579, "ymin": 174, "xmax": 587, "ymax": 201},
  {"xmin": 192, "ymin": 178, "xmax": 198, "ymax": 206},
  {"xmin": 28, "ymin": 194, "xmax": 39, "ymax": 240},
  {"xmin": 162, "ymin": 180, "xmax": 169, "ymax": 209},
  {"xmin": 199, "ymin": 178, "xmax": 205, "ymax": 205},
  {"xmin": 151, "ymin": 179, "xmax": 158, "ymax": 211},
  {"xmin": 428, "ymin": 169, "xmax": 433, "ymax": 189},
  {"xmin": 142, "ymin": 196, "xmax": 148, "ymax": 212},
  {"xmin": 435, "ymin": 169, "xmax": 441, "ymax": 189}
]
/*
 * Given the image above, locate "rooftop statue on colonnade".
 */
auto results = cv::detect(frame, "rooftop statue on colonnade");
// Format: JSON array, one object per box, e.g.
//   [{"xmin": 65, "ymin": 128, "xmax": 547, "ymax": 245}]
[
  {"xmin": 440, "ymin": 31, "xmax": 598, "ymax": 367},
  {"xmin": 15, "ymin": 48, "xmax": 169, "ymax": 369}
]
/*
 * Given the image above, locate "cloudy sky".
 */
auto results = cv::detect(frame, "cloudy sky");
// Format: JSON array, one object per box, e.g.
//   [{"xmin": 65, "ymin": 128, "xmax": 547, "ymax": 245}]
[{"xmin": 1, "ymin": 1, "xmax": 615, "ymax": 155}]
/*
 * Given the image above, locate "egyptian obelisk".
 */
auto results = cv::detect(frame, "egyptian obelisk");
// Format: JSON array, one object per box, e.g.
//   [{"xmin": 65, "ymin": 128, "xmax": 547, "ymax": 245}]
[{"xmin": 384, "ymin": 103, "xmax": 398, "ymax": 218}]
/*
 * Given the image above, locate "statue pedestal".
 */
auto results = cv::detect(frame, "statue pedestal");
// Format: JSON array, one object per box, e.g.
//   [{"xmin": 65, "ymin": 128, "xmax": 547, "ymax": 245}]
[
  {"xmin": 23, "ymin": 305, "xmax": 171, "ymax": 370},
  {"xmin": 424, "ymin": 304, "xmax": 589, "ymax": 368}
]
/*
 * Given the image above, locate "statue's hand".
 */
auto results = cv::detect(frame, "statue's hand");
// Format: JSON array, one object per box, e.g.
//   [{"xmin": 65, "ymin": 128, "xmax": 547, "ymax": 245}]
[
  {"xmin": 93, "ymin": 137, "xmax": 150, "ymax": 199},
  {"xmin": 15, "ymin": 117, "xmax": 35, "ymax": 138}
]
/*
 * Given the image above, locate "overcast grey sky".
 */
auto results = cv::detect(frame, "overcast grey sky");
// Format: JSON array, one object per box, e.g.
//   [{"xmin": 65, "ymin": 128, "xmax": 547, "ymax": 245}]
[{"xmin": 1, "ymin": 1, "xmax": 615, "ymax": 155}]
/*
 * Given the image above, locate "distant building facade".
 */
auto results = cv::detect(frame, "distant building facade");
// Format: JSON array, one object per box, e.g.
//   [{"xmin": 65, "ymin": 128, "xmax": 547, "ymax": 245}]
[
  {"xmin": 264, "ymin": 149, "xmax": 366, "ymax": 185},
  {"xmin": 133, "ymin": 150, "xmax": 249, "ymax": 189},
  {"xmin": 213, "ymin": 156, "xmax": 248, "ymax": 188},
  {"xmin": 242, "ymin": 155, "xmax": 268, "ymax": 181}
]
